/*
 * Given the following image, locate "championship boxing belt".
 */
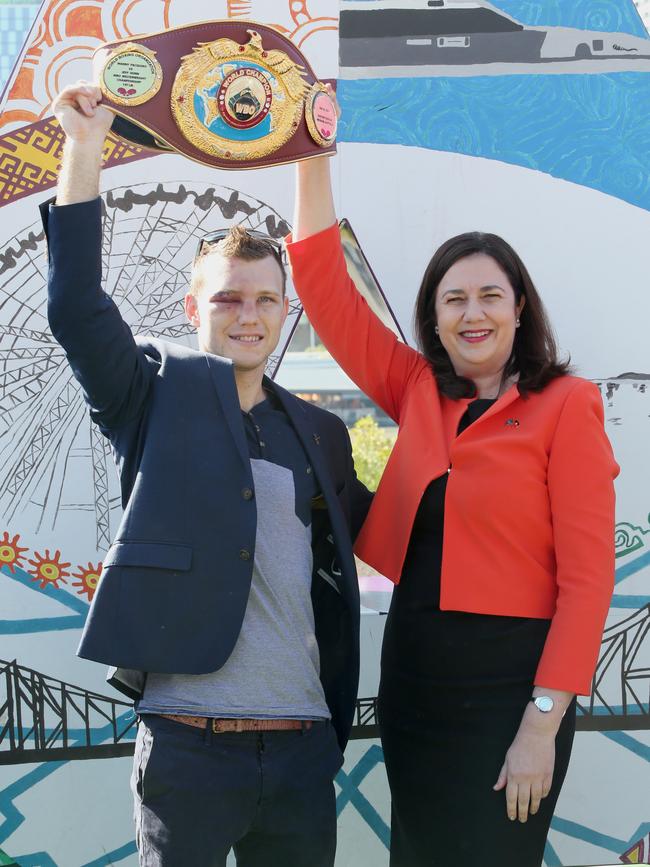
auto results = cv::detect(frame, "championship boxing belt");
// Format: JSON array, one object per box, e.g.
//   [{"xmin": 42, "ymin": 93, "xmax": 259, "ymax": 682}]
[{"xmin": 93, "ymin": 20, "xmax": 338, "ymax": 169}]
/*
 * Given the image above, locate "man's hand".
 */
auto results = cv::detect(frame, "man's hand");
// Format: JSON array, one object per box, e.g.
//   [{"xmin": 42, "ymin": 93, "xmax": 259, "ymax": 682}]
[
  {"xmin": 52, "ymin": 82, "xmax": 113, "ymax": 146},
  {"xmin": 52, "ymin": 82, "xmax": 114, "ymax": 205}
]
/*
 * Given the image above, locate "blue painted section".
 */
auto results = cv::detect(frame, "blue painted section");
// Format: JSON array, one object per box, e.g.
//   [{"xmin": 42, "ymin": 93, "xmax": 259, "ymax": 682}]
[
  {"xmin": 3, "ymin": 720, "xmax": 137, "ymax": 747},
  {"xmin": 0, "ymin": 4, "xmax": 40, "ymax": 94},
  {"xmin": 0, "ymin": 711, "xmax": 135, "ymax": 853},
  {"xmin": 9, "ymin": 853, "xmax": 58, "ymax": 867},
  {"xmin": 601, "ymin": 729, "xmax": 650, "ymax": 761},
  {"xmin": 578, "ymin": 704, "xmax": 648, "ymax": 715},
  {"xmin": 550, "ymin": 815, "xmax": 628, "ymax": 852},
  {"xmin": 490, "ymin": 0, "xmax": 647, "ymax": 37},
  {"xmin": 611, "ymin": 594, "xmax": 650, "ymax": 608},
  {"xmin": 0, "ymin": 615, "xmax": 87, "ymax": 635},
  {"xmin": 619, "ymin": 821, "xmax": 650, "ymax": 856},
  {"xmin": 551, "ymin": 779, "xmax": 650, "ymax": 855},
  {"xmin": 615, "ymin": 548, "xmax": 650, "ymax": 583},
  {"xmin": 0, "ymin": 761, "xmax": 67, "ymax": 844},
  {"xmin": 336, "ymin": 745, "xmax": 390, "ymax": 848},
  {"xmin": 337, "ymin": 738, "xmax": 650, "ymax": 857},
  {"xmin": 0, "ymin": 564, "xmax": 89, "ymax": 635},
  {"xmin": 338, "ymin": 71, "xmax": 650, "ymax": 212},
  {"xmin": 1, "ymin": 565, "xmax": 89, "ymax": 614},
  {"xmin": 543, "ymin": 837, "xmax": 562, "ymax": 867},
  {"xmin": 81, "ymin": 841, "xmax": 138, "ymax": 867}
]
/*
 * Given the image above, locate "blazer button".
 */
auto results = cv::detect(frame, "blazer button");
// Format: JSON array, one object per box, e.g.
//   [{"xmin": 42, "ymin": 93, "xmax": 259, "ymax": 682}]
[
  {"xmin": 239, "ymin": 548, "xmax": 251, "ymax": 561},
  {"xmin": 242, "ymin": 487, "xmax": 254, "ymax": 500}
]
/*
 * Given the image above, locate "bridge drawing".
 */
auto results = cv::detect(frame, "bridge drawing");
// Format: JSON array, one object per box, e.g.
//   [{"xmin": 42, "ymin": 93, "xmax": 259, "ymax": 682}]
[
  {"xmin": 1, "ymin": 605, "xmax": 648, "ymax": 764},
  {"xmin": 348, "ymin": 605, "xmax": 650, "ymax": 738},
  {"xmin": 0, "ymin": 659, "xmax": 136, "ymax": 765},
  {"xmin": 576, "ymin": 604, "xmax": 650, "ymax": 732}
]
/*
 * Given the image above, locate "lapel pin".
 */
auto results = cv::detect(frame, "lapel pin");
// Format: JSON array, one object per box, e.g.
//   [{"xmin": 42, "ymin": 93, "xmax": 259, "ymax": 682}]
[
  {"xmin": 505, "ymin": 418, "xmax": 520, "ymax": 428},
  {"xmin": 313, "ymin": 433, "xmax": 321, "ymax": 445}
]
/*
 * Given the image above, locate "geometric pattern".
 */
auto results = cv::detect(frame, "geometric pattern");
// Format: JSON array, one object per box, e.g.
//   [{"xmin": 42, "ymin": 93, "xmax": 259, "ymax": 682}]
[
  {"xmin": 621, "ymin": 831, "xmax": 650, "ymax": 863},
  {"xmin": 0, "ymin": 117, "xmax": 147, "ymax": 208}
]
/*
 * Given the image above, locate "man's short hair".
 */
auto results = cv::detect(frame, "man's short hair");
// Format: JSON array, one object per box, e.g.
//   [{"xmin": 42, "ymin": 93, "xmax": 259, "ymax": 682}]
[{"xmin": 190, "ymin": 225, "xmax": 287, "ymax": 296}]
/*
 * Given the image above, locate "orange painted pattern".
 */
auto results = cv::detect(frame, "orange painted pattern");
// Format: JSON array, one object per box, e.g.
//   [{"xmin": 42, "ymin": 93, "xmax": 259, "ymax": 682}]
[
  {"xmin": 0, "ymin": 529, "xmax": 104, "ymax": 599},
  {"xmin": 2, "ymin": 0, "xmax": 338, "ymax": 131},
  {"xmin": 67, "ymin": 6, "xmax": 104, "ymax": 40},
  {"xmin": 0, "ymin": 0, "xmax": 338, "ymax": 202}
]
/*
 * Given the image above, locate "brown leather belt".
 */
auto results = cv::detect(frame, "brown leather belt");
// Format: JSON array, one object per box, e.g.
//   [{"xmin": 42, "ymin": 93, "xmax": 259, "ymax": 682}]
[{"xmin": 159, "ymin": 713, "xmax": 313, "ymax": 733}]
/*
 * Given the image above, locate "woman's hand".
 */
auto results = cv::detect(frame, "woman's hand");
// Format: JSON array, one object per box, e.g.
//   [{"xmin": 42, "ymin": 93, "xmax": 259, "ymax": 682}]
[
  {"xmin": 494, "ymin": 687, "xmax": 573, "ymax": 822},
  {"xmin": 293, "ymin": 82, "xmax": 341, "ymax": 241},
  {"xmin": 493, "ymin": 724, "xmax": 555, "ymax": 822},
  {"xmin": 323, "ymin": 82, "xmax": 341, "ymax": 120}
]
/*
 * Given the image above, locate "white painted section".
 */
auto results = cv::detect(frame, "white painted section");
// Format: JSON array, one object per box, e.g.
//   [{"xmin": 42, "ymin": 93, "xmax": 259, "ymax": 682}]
[{"xmin": 336, "ymin": 142, "xmax": 650, "ymax": 380}]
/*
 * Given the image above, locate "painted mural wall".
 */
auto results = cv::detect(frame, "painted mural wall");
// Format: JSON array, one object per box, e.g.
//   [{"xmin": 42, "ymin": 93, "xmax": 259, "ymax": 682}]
[{"xmin": 0, "ymin": 1, "xmax": 648, "ymax": 864}]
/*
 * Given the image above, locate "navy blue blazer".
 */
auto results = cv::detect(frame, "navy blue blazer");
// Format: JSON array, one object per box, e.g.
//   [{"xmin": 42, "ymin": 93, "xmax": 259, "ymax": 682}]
[{"xmin": 42, "ymin": 198, "xmax": 372, "ymax": 749}]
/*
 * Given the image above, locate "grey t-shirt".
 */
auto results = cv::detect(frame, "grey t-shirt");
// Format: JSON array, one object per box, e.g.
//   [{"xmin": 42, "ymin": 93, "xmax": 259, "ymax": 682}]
[{"xmin": 138, "ymin": 395, "xmax": 330, "ymax": 720}]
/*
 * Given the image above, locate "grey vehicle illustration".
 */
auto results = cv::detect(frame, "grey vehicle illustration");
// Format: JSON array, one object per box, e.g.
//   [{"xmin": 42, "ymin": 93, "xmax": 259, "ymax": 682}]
[{"xmin": 339, "ymin": 0, "xmax": 650, "ymax": 77}]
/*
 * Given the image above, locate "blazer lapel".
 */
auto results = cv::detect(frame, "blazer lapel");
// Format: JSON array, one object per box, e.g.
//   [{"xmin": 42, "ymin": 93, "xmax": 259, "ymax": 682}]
[
  {"xmin": 455, "ymin": 382, "xmax": 521, "ymax": 439},
  {"xmin": 266, "ymin": 379, "xmax": 353, "ymax": 602},
  {"xmin": 267, "ymin": 379, "xmax": 339, "ymax": 506},
  {"xmin": 204, "ymin": 353, "xmax": 249, "ymax": 468},
  {"xmin": 474, "ymin": 382, "xmax": 520, "ymax": 425}
]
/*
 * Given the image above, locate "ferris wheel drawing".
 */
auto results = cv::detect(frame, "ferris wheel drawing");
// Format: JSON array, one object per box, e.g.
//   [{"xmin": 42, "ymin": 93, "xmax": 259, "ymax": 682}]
[{"xmin": 0, "ymin": 182, "xmax": 301, "ymax": 553}]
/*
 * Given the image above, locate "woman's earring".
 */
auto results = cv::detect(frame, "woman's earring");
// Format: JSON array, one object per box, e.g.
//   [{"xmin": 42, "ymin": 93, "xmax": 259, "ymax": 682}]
[
  {"xmin": 515, "ymin": 318, "xmax": 521, "ymax": 328},
  {"xmin": 434, "ymin": 325, "xmax": 440, "ymax": 335}
]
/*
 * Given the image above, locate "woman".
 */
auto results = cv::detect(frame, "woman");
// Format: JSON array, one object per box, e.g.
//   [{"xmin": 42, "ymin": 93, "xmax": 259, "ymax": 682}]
[{"xmin": 285, "ymin": 151, "xmax": 618, "ymax": 866}]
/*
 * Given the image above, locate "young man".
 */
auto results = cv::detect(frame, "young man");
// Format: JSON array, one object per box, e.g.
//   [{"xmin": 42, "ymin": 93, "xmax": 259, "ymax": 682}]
[{"xmin": 44, "ymin": 82, "xmax": 371, "ymax": 867}]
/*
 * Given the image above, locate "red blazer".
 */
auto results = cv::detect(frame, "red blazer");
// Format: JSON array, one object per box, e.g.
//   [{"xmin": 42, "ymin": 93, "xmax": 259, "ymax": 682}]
[{"xmin": 287, "ymin": 224, "xmax": 619, "ymax": 695}]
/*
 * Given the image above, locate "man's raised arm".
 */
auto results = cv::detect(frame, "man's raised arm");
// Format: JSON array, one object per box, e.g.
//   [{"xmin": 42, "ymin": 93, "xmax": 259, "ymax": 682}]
[
  {"xmin": 53, "ymin": 83, "xmax": 113, "ymax": 205},
  {"xmin": 45, "ymin": 82, "xmax": 154, "ymax": 431}
]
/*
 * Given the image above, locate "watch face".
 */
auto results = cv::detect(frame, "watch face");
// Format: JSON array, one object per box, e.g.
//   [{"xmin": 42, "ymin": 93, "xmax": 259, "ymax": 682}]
[{"xmin": 534, "ymin": 696, "xmax": 554, "ymax": 713}]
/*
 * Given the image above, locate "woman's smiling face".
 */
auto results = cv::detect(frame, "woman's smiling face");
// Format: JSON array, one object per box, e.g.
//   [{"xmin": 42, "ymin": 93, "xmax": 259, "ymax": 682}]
[{"xmin": 434, "ymin": 253, "xmax": 525, "ymax": 382}]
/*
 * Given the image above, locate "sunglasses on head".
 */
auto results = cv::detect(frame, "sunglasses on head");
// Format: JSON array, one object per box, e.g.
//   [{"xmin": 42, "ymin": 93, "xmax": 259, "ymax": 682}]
[{"xmin": 194, "ymin": 228, "xmax": 286, "ymax": 266}]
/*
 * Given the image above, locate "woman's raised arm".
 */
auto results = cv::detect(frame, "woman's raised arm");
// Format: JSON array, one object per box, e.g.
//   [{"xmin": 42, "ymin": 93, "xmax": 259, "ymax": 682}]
[{"xmin": 288, "ymin": 155, "xmax": 426, "ymax": 423}]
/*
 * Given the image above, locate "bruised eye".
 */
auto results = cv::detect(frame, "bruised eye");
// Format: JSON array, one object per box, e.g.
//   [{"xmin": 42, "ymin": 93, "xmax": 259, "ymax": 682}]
[{"xmin": 212, "ymin": 295, "xmax": 239, "ymax": 304}]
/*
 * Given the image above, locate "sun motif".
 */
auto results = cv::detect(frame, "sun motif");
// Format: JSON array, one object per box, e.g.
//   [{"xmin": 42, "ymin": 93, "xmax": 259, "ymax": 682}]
[
  {"xmin": 71, "ymin": 561, "xmax": 103, "ymax": 601},
  {"xmin": 27, "ymin": 549, "xmax": 71, "ymax": 590},
  {"xmin": 0, "ymin": 532, "xmax": 29, "ymax": 574}
]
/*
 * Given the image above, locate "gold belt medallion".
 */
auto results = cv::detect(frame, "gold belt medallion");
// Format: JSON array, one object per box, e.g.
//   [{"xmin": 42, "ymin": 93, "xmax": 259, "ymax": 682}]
[
  {"xmin": 171, "ymin": 29, "xmax": 310, "ymax": 161},
  {"xmin": 99, "ymin": 43, "xmax": 163, "ymax": 107}
]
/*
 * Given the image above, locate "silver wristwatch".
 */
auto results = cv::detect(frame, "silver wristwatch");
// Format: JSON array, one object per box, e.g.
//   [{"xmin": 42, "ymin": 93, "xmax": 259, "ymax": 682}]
[{"xmin": 532, "ymin": 695, "xmax": 554, "ymax": 713}]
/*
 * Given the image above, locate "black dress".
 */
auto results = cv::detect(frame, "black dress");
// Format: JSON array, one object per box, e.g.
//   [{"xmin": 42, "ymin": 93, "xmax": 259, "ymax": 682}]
[{"xmin": 377, "ymin": 399, "xmax": 576, "ymax": 867}]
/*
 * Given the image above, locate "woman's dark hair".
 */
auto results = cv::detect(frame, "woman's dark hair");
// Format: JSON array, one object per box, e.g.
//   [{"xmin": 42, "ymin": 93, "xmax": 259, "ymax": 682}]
[{"xmin": 414, "ymin": 231, "xmax": 570, "ymax": 399}]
